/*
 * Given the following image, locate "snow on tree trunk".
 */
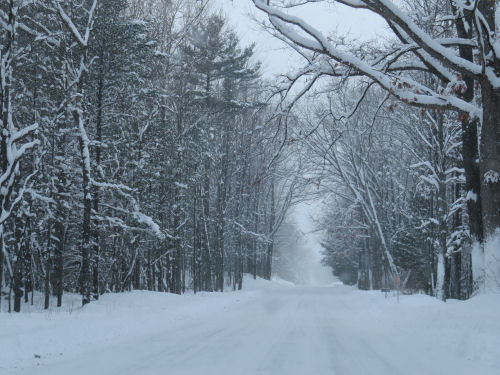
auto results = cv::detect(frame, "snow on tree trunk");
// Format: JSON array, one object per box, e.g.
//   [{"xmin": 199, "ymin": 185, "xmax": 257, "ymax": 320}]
[
  {"xmin": 54, "ymin": 0, "xmax": 98, "ymax": 306},
  {"xmin": 435, "ymin": 252, "xmax": 446, "ymax": 302}
]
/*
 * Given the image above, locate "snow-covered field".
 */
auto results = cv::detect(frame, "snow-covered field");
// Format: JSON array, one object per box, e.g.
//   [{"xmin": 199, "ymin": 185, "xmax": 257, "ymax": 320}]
[{"xmin": 2, "ymin": 277, "xmax": 499, "ymax": 375}]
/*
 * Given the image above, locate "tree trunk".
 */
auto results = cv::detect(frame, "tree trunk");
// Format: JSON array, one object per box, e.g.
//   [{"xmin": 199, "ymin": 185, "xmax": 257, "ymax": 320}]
[
  {"xmin": 452, "ymin": 1, "xmax": 484, "ymax": 243},
  {"xmin": 79, "ymin": 129, "xmax": 93, "ymax": 305},
  {"xmin": 0, "ymin": 0, "xmax": 14, "ymax": 313},
  {"xmin": 13, "ymin": 216, "xmax": 24, "ymax": 312},
  {"xmin": 0, "ymin": 231, "xmax": 3, "ymax": 311},
  {"xmin": 435, "ymin": 251, "xmax": 446, "ymax": 301},
  {"xmin": 44, "ymin": 220, "xmax": 52, "ymax": 310},
  {"xmin": 479, "ymin": 83, "xmax": 500, "ymax": 238},
  {"xmin": 24, "ymin": 233, "xmax": 32, "ymax": 304},
  {"xmin": 92, "ymin": 71, "xmax": 104, "ymax": 301},
  {"xmin": 201, "ymin": 173, "xmax": 212, "ymax": 292},
  {"xmin": 461, "ymin": 117, "xmax": 483, "ymax": 241},
  {"xmin": 436, "ymin": 113, "xmax": 448, "ymax": 301},
  {"xmin": 54, "ymin": 202, "xmax": 65, "ymax": 307},
  {"xmin": 265, "ymin": 179, "xmax": 276, "ymax": 280},
  {"xmin": 193, "ymin": 187, "xmax": 198, "ymax": 293},
  {"xmin": 173, "ymin": 111, "xmax": 183, "ymax": 295},
  {"xmin": 451, "ymin": 183, "xmax": 462, "ymax": 299},
  {"xmin": 147, "ymin": 247, "xmax": 153, "ymax": 291}
]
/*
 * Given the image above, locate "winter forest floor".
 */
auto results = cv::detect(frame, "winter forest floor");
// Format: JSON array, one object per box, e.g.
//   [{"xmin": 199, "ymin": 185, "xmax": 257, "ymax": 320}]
[{"xmin": 2, "ymin": 277, "xmax": 499, "ymax": 375}]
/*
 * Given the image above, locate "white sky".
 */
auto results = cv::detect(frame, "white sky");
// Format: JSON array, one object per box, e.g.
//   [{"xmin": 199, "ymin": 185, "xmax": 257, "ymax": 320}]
[{"xmin": 212, "ymin": 0, "xmax": 388, "ymax": 78}]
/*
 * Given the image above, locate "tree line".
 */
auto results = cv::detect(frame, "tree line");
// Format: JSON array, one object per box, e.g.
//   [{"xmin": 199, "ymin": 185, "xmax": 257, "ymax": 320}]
[
  {"xmin": 0, "ymin": 0, "xmax": 294, "ymax": 312},
  {"xmin": 254, "ymin": 0, "xmax": 500, "ymax": 300}
]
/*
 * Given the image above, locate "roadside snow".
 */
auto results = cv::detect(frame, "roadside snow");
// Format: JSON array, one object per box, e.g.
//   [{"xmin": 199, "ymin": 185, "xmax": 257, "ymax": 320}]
[
  {"xmin": 2, "ymin": 277, "xmax": 499, "ymax": 375},
  {"xmin": 1, "ymin": 286, "xmax": 260, "ymax": 373}
]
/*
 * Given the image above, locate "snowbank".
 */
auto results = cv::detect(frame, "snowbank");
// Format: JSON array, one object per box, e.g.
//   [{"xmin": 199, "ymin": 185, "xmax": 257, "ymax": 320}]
[
  {"xmin": 340, "ymin": 289, "xmax": 500, "ymax": 374},
  {"xmin": 1, "ymin": 284, "xmax": 261, "ymax": 372}
]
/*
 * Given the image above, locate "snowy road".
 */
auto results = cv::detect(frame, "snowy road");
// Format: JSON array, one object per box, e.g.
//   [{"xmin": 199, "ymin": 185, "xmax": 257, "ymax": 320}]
[{"xmin": 4, "ymin": 280, "xmax": 499, "ymax": 375}]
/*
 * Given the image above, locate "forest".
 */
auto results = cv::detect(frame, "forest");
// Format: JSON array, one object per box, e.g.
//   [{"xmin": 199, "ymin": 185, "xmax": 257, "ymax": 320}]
[
  {"xmin": 0, "ymin": 0, "xmax": 303, "ymax": 312},
  {"xmin": 1, "ymin": 0, "xmax": 500, "ymax": 315},
  {"xmin": 253, "ymin": 0, "xmax": 500, "ymax": 301}
]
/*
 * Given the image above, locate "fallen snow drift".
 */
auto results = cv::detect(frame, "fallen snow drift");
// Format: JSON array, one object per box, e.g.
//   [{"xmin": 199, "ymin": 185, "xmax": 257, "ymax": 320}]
[{"xmin": 1, "ymin": 277, "xmax": 499, "ymax": 375}]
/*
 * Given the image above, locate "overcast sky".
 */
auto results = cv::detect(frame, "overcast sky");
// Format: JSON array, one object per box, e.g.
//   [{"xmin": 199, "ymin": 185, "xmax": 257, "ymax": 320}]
[{"xmin": 212, "ymin": 0, "xmax": 388, "ymax": 78}]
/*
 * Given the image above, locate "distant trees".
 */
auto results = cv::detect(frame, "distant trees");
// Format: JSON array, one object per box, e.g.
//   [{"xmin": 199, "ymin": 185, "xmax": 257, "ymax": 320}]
[
  {"xmin": 0, "ymin": 0, "xmax": 293, "ymax": 312},
  {"xmin": 306, "ymin": 87, "xmax": 469, "ymax": 298}
]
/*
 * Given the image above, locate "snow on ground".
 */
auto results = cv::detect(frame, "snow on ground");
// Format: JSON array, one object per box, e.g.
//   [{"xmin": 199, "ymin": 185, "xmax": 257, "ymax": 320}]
[{"xmin": 2, "ymin": 277, "xmax": 500, "ymax": 375}]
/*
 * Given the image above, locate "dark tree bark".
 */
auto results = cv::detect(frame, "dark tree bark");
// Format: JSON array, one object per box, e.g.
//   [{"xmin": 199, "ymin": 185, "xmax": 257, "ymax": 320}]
[
  {"xmin": 53, "ymin": 146, "xmax": 67, "ymax": 307},
  {"xmin": 23, "ymin": 226, "xmax": 32, "ymax": 305},
  {"xmin": 447, "ymin": 0, "xmax": 499, "ymax": 241},
  {"xmin": 265, "ymin": 178, "xmax": 275, "ymax": 280},
  {"xmin": 13, "ymin": 216, "xmax": 24, "ymax": 312},
  {"xmin": 479, "ymin": 83, "xmax": 500, "ymax": 237},
  {"xmin": 44, "ymin": 221, "xmax": 51, "ymax": 310},
  {"xmin": 451, "ymin": 0, "xmax": 484, "ymax": 243},
  {"xmin": 78, "ymin": 126, "xmax": 93, "ymax": 306},
  {"xmin": 0, "ymin": 233, "xmax": 3, "ymax": 311},
  {"xmin": 92, "ymin": 70, "xmax": 104, "ymax": 301},
  {"xmin": 201, "ymin": 172, "xmax": 213, "ymax": 292}
]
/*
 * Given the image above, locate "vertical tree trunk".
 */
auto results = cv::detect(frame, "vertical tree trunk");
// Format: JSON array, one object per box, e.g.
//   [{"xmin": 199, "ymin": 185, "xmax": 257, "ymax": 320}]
[
  {"xmin": 165, "ymin": 253, "xmax": 172, "ymax": 293},
  {"xmin": 92, "ymin": 72, "xmax": 104, "ymax": 301},
  {"xmin": 173, "ymin": 110, "xmax": 184, "ymax": 295},
  {"xmin": 193, "ymin": 187, "xmax": 198, "ymax": 293},
  {"xmin": 133, "ymin": 253, "xmax": 140, "ymax": 290},
  {"xmin": 56, "ymin": 0, "xmax": 98, "ymax": 307},
  {"xmin": 0, "ymin": 231, "xmax": 3, "ymax": 311},
  {"xmin": 452, "ymin": 3, "xmax": 484, "ymax": 244},
  {"xmin": 75, "ymin": 68, "xmax": 93, "ymax": 304},
  {"xmin": 479, "ymin": 83, "xmax": 500, "ymax": 238},
  {"xmin": 265, "ymin": 178, "xmax": 275, "ymax": 280},
  {"xmin": 217, "ymin": 118, "xmax": 231, "ymax": 290},
  {"xmin": 23, "ymin": 230, "xmax": 32, "ymax": 304},
  {"xmin": 54, "ymin": 199, "xmax": 65, "ymax": 307},
  {"xmin": 202, "ymin": 173, "xmax": 212, "ymax": 291},
  {"xmin": 52, "ymin": 37, "xmax": 70, "ymax": 308},
  {"xmin": 436, "ymin": 113, "xmax": 448, "ymax": 301},
  {"xmin": 451, "ymin": 183, "xmax": 462, "ymax": 299},
  {"xmin": 0, "ymin": 0, "xmax": 14, "ymax": 312},
  {"xmin": 147, "ymin": 247, "xmax": 153, "ymax": 291},
  {"xmin": 252, "ymin": 194, "xmax": 259, "ymax": 280},
  {"xmin": 78, "ymin": 128, "xmax": 92, "ymax": 305},
  {"xmin": 461, "ymin": 117, "xmax": 483, "ymax": 241},
  {"xmin": 173, "ymin": 200, "xmax": 182, "ymax": 294},
  {"xmin": 44, "ymin": 221, "xmax": 52, "ymax": 310},
  {"xmin": 157, "ymin": 261, "xmax": 163, "ymax": 292},
  {"xmin": 13, "ymin": 215, "xmax": 24, "ymax": 312}
]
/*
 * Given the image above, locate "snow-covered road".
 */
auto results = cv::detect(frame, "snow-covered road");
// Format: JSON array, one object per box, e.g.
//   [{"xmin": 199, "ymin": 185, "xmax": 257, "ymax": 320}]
[{"xmin": 3, "ymin": 279, "xmax": 499, "ymax": 375}]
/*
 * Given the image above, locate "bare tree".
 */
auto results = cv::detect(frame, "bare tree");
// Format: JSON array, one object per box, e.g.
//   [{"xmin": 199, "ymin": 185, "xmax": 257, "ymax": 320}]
[
  {"xmin": 253, "ymin": 0, "xmax": 499, "ymax": 240},
  {"xmin": 253, "ymin": 0, "xmax": 500, "ymax": 290}
]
